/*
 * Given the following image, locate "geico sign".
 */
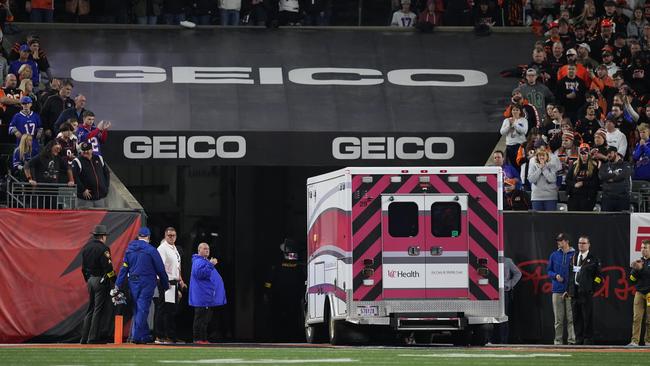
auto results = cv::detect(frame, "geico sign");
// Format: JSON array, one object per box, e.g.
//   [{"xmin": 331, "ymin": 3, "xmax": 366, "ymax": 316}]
[
  {"xmin": 71, "ymin": 66, "xmax": 488, "ymax": 87},
  {"xmin": 332, "ymin": 137, "xmax": 454, "ymax": 160},
  {"xmin": 124, "ymin": 136, "xmax": 246, "ymax": 159}
]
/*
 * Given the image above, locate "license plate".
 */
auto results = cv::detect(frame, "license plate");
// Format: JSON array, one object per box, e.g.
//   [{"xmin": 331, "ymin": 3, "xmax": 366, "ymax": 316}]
[{"xmin": 357, "ymin": 305, "xmax": 379, "ymax": 317}]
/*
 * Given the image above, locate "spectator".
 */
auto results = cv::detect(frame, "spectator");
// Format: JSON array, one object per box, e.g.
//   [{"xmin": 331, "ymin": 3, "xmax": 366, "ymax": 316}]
[
  {"xmin": 493, "ymin": 149, "xmax": 521, "ymax": 192},
  {"xmin": 576, "ymin": 91, "xmax": 603, "ymax": 125},
  {"xmin": 591, "ymin": 19, "xmax": 615, "ymax": 62},
  {"xmin": 517, "ymin": 128, "xmax": 543, "ymax": 190},
  {"xmin": 190, "ymin": 242, "xmax": 227, "ymax": 344},
  {"xmin": 591, "ymin": 128, "xmax": 609, "ymax": 165},
  {"xmin": 56, "ymin": 121, "xmax": 77, "ymax": 163},
  {"xmin": 556, "ymin": 64, "xmax": 587, "ymax": 122},
  {"xmin": 18, "ymin": 79, "xmax": 39, "ymax": 113},
  {"xmin": 38, "ymin": 77, "xmax": 60, "ymax": 104},
  {"xmin": 302, "ymin": 0, "xmax": 329, "ymax": 26},
  {"xmin": 164, "ymin": 0, "xmax": 187, "ymax": 25},
  {"xmin": 500, "ymin": 104, "xmax": 528, "ymax": 168},
  {"xmin": 134, "ymin": 0, "xmax": 163, "ymax": 24},
  {"xmin": 24, "ymin": 139, "xmax": 74, "ymax": 186},
  {"xmin": 575, "ymin": 105, "xmax": 602, "ymax": 147},
  {"xmin": 72, "ymin": 141, "xmax": 110, "ymax": 208},
  {"xmin": 0, "ymin": 32, "xmax": 8, "ymax": 87},
  {"xmin": 554, "ymin": 131, "xmax": 579, "ymax": 188},
  {"xmin": 246, "ymin": 0, "xmax": 266, "ymax": 26},
  {"xmin": 633, "ymin": 123, "xmax": 650, "ymax": 180},
  {"xmin": 77, "ymin": 111, "xmax": 110, "ymax": 156},
  {"xmin": 541, "ymin": 104, "xmax": 564, "ymax": 150},
  {"xmin": 508, "ymin": 89, "xmax": 541, "ymax": 132},
  {"xmin": 528, "ymin": 47, "xmax": 553, "ymax": 86},
  {"xmin": 547, "ymin": 232, "xmax": 576, "ymax": 345},
  {"xmin": 611, "ymin": 34, "xmax": 630, "ymax": 67},
  {"xmin": 566, "ymin": 143, "xmax": 600, "ymax": 211},
  {"xmin": 590, "ymin": 64, "xmax": 616, "ymax": 110},
  {"xmin": 53, "ymin": 94, "xmax": 86, "ymax": 134},
  {"xmin": 391, "ymin": 0, "xmax": 416, "ymax": 27},
  {"xmin": 17, "ymin": 64, "xmax": 33, "ymax": 87},
  {"xmin": 628, "ymin": 240, "xmax": 650, "ymax": 347},
  {"xmin": 40, "ymin": 79, "xmax": 74, "ymax": 142},
  {"xmin": 278, "ymin": 0, "xmax": 301, "ymax": 25},
  {"xmin": 8, "ymin": 96, "xmax": 41, "ymax": 155},
  {"xmin": 576, "ymin": 43, "xmax": 599, "ymax": 74},
  {"xmin": 11, "ymin": 134, "xmax": 34, "ymax": 179},
  {"xmin": 602, "ymin": 49, "xmax": 620, "ymax": 76},
  {"xmin": 599, "ymin": 146, "xmax": 632, "ymax": 211},
  {"xmin": 8, "ymin": 45, "xmax": 39, "ymax": 89},
  {"xmin": 516, "ymin": 68, "xmax": 555, "ymax": 120},
  {"xmin": 27, "ymin": 39, "xmax": 52, "ymax": 83},
  {"xmin": 625, "ymin": 56, "xmax": 648, "ymax": 96},
  {"xmin": 219, "ymin": 0, "xmax": 241, "ymax": 25},
  {"xmin": 415, "ymin": 0, "xmax": 441, "ymax": 31},
  {"xmin": 557, "ymin": 49, "xmax": 591, "ymax": 86},
  {"xmin": 473, "ymin": 0, "xmax": 497, "ymax": 35},
  {"xmin": 64, "ymin": 0, "xmax": 91, "ymax": 23},
  {"xmin": 528, "ymin": 147, "xmax": 560, "ymax": 211},
  {"xmin": 0, "ymin": 74, "xmax": 21, "ymax": 124},
  {"xmin": 26, "ymin": 0, "xmax": 54, "ymax": 23},
  {"xmin": 604, "ymin": 117, "xmax": 628, "ymax": 160}
]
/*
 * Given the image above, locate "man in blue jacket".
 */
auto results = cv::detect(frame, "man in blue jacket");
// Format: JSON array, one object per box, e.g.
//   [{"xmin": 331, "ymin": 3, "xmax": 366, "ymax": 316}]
[
  {"xmin": 115, "ymin": 227, "xmax": 169, "ymax": 344},
  {"xmin": 190, "ymin": 242, "xmax": 226, "ymax": 344},
  {"xmin": 547, "ymin": 232, "xmax": 576, "ymax": 345}
]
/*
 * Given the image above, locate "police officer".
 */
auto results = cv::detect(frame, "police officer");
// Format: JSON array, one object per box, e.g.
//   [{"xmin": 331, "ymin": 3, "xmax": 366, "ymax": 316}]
[
  {"xmin": 115, "ymin": 227, "xmax": 169, "ymax": 344},
  {"xmin": 568, "ymin": 235, "xmax": 602, "ymax": 345},
  {"xmin": 80, "ymin": 225, "xmax": 116, "ymax": 344}
]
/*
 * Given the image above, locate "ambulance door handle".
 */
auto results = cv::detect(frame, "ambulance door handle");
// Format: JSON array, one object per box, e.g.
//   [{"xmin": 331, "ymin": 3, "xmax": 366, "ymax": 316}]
[{"xmin": 408, "ymin": 246, "xmax": 420, "ymax": 256}]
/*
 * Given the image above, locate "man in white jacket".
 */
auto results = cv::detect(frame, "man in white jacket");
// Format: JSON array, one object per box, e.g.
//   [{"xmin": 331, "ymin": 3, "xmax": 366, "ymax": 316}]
[
  {"xmin": 155, "ymin": 227, "xmax": 187, "ymax": 343},
  {"xmin": 605, "ymin": 118, "xmax": 628, "ymax": 159},
  {"xmin": 219, "ymin": 0, "xmax": 241, "ymax": 26}
]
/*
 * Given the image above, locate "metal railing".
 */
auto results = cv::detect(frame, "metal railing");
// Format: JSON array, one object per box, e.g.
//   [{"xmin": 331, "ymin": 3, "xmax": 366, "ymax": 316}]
[{"xmin": 6, "ymin": 174, "xmax": 77, "ymax": 209}]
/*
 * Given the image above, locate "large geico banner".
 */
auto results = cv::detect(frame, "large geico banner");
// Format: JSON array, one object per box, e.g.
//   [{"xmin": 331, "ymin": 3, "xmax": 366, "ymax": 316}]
[{"xmin": 104, "ymin": 131, "xmax": 498, "ymax": 166}]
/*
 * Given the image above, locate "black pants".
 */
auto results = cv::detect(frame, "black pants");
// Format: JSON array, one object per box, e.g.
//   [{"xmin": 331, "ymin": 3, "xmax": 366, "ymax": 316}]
[
  {"xmin": 568, "ymin": 194, "xmax": 596, "ymax": 211},
  {"xmin": 601, "ymin": 194, "xmax": 630, "ymax": 212},
  {"xmin": 155, "ymin": 296, "xmax": 177, "ymax": 340},
  {"xmin": 80, "ymin": 276, "xmax": 109, "ymax": 343},
  {"xmin": 193, "ymin": 307, "xmax": 212, "ymax": 342},
  {"xmin": 572, "ymin": 291, "xmax": 594, "ymax": 344}
]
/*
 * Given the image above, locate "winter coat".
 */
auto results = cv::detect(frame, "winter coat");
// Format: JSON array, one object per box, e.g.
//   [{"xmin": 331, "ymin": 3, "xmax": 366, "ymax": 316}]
[
  {"xmin": 527, "ymin": 155, "xmax": 560, "ymax": 201},
  {"xmin": 633, "ymin": 141, "xmax": 650, "ymax": 180},
  {"xmin": 190, "ymin": 254, "xmax": 227, "ymax": 307},
  {"xmin": 599, "ymin": 159, "xmax": 632, "ymax": 197},
  {"xmin": 547, "ymin": 247, "xmax": 576, "ymax": 293}
]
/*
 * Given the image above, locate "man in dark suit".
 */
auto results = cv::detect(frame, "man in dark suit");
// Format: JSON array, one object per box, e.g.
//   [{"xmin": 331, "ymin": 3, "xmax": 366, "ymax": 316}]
[{"xmin": 568, "ymin": 235, "xmax": 602, "ymax": 345}]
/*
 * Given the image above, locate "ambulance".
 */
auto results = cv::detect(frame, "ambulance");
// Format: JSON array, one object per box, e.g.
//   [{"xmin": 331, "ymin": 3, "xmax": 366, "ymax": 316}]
[{"xmin": 305, "ymin": 167, "xmax": 505, "ymax": 345}]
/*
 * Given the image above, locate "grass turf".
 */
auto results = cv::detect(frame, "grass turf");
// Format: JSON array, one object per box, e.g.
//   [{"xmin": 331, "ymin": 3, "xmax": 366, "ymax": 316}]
[{"xmin": 0, "ymin": 346, "xmax": 649, "ymax": 366}]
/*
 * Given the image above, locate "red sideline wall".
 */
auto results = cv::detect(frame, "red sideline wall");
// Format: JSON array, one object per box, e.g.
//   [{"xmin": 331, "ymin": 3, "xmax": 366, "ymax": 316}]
[{"xmin": 0, "ymin": 209, "xmax": 141, "ymax": 343}]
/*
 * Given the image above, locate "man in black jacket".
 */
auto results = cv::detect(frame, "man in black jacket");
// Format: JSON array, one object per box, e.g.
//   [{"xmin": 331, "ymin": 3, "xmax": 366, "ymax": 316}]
[
  {"xmin": 568, "ymin": 236, "xmax": 602, "ymax": 345},
  {"xmin": 72, "ymin": 142, "xmax": 110, "ymax": 208},
  {"xmin": 628, "ymin": 240, "xmax": 650, "ymax": 347},
  {"xmin": 598, "ymin": 146, "xmax": 632, "ymax": 212},
  {"xmin": 80, "ymin": 225, "xmax": 115, "ymax": 344}
]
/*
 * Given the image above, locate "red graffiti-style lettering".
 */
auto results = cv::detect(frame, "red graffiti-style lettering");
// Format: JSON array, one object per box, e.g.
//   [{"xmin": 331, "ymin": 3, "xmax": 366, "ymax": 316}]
[{"xmin": 517, "ymin": 260, "xmax": 635, "ymax": 301}]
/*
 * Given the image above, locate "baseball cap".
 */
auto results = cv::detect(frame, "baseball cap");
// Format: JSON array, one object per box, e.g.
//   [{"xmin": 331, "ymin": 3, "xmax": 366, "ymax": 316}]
[
  {"xmin": 79, "ymin": 141, "xmax": 93, "ymax": 151},
  {"xmin": 20, "ymin": 96, "xmax": 32, "ymax": 104},
  {"xmin": 526, "ymin": 68, "xmax": 538, "ymax": 75},
  {"xmin": 19, "ymin": 44, "xmax": 29, "ymax": 52},
  {"xmin": 577, "ymin": 43, "xmax": 591, "ymax": 53},
  {"xmin": 138, "ymin": 227, "xmax": 151, "ymax": 237},
  {"xmin": 556, "ymin": 233, "xmax": 570, "ymax": 242},
  {"xmin": 566, "ymin": 48, "xmax": 577, "ymax": 56},
  {"xmin": 601, "ymin": 19, "xmax": 614, "ymax": 28}
]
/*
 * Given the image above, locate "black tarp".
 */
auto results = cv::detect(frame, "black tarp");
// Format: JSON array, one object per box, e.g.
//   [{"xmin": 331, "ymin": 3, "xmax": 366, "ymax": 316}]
[{"xmin": 504, "ymin": 212, "xmax": 633, "ymax": 345}]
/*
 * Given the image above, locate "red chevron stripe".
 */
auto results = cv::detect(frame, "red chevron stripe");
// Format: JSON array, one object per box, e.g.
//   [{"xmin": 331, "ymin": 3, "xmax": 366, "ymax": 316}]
[
  {"xmin": 458, "ymin": 175, "xmax": 498, "ymax": 216},
  {"xmin": 351, "ymin": 176, "xmax": 391, "ymax": 221}
]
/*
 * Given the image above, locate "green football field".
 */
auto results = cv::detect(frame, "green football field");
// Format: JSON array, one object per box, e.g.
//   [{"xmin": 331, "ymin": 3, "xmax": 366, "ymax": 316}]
[{"xmin": 0, "ymin": 345, "xmax": 649, "ymax": 366}]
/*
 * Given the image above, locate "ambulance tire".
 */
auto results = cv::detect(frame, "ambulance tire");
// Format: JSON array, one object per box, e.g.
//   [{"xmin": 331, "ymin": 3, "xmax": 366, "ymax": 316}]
[
  {"xmin": 326, "ymin": 306, "xmax": 347, "ymax": 345},
  {"xmin": 304, "ymin": 309, "xmax": 326, "ymax": 343},
  {"xmin": 470, "ymin": 324, "xmax": 492, "ymax": 346}
]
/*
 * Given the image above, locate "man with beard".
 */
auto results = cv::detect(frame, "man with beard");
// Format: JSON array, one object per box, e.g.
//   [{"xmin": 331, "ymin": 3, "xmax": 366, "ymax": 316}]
[
  {"xmin": 517, "ymin": 68, "xmax": 555, "ymax": 115},
  {"xmin": 556, "ymin": 64, "xmax": 587, "ymax": 122},
  {"xmin": 599, "ymin": 145, "xmax": 632, "ymax": 211}
]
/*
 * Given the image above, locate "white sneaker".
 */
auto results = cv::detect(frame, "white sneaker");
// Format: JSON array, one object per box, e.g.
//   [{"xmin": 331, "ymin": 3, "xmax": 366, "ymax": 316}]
[
  {"xmin": 180, "ymin": 20, "xmax": 196, "ymax": 28},
  {"xmin": 626, "ymin": 342, "xmax": 639, "ymax": 347}
]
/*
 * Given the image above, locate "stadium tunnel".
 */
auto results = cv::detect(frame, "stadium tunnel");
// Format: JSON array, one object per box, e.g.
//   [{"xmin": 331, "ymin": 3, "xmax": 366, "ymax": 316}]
[{"xmin": 3, "ymin": 26, "xmax": 537, "ymax": 342}]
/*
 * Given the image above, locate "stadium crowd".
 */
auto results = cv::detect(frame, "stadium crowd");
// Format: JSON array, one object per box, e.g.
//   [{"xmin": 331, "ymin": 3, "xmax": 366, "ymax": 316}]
[
  {"xmin": 495, "ymin": 0, "xmax": 650, "ymax": 212},
  {"xmin": 0, "ymin": 31, "xmax": 111, "ymax": 207}
]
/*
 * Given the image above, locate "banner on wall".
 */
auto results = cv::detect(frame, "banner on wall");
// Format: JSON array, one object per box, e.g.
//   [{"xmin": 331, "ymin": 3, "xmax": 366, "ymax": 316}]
[
  {"xmin": 630, "ymin": 213, "xmax": 650, "ymax": 264},
  {"xmin": 0, "ymin": 209, "xmax": 142, "ymax": 343}
]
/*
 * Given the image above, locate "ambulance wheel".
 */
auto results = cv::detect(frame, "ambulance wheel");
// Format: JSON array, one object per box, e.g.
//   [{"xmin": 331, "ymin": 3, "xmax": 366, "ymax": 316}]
[
  {"xmin": 470, "ymin": 324, "xmax": 492, "ymax": 346},
  {"xmin": 305, "ymin": 309, "xmax": 326, "ymax": 343},
  {"xmin": 326, "ymin": 307, "xmax": 347, "ymax": 345},
  {"xmin": 452, "ymin": 329, "xmax": 471, "ymax": 346}
]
